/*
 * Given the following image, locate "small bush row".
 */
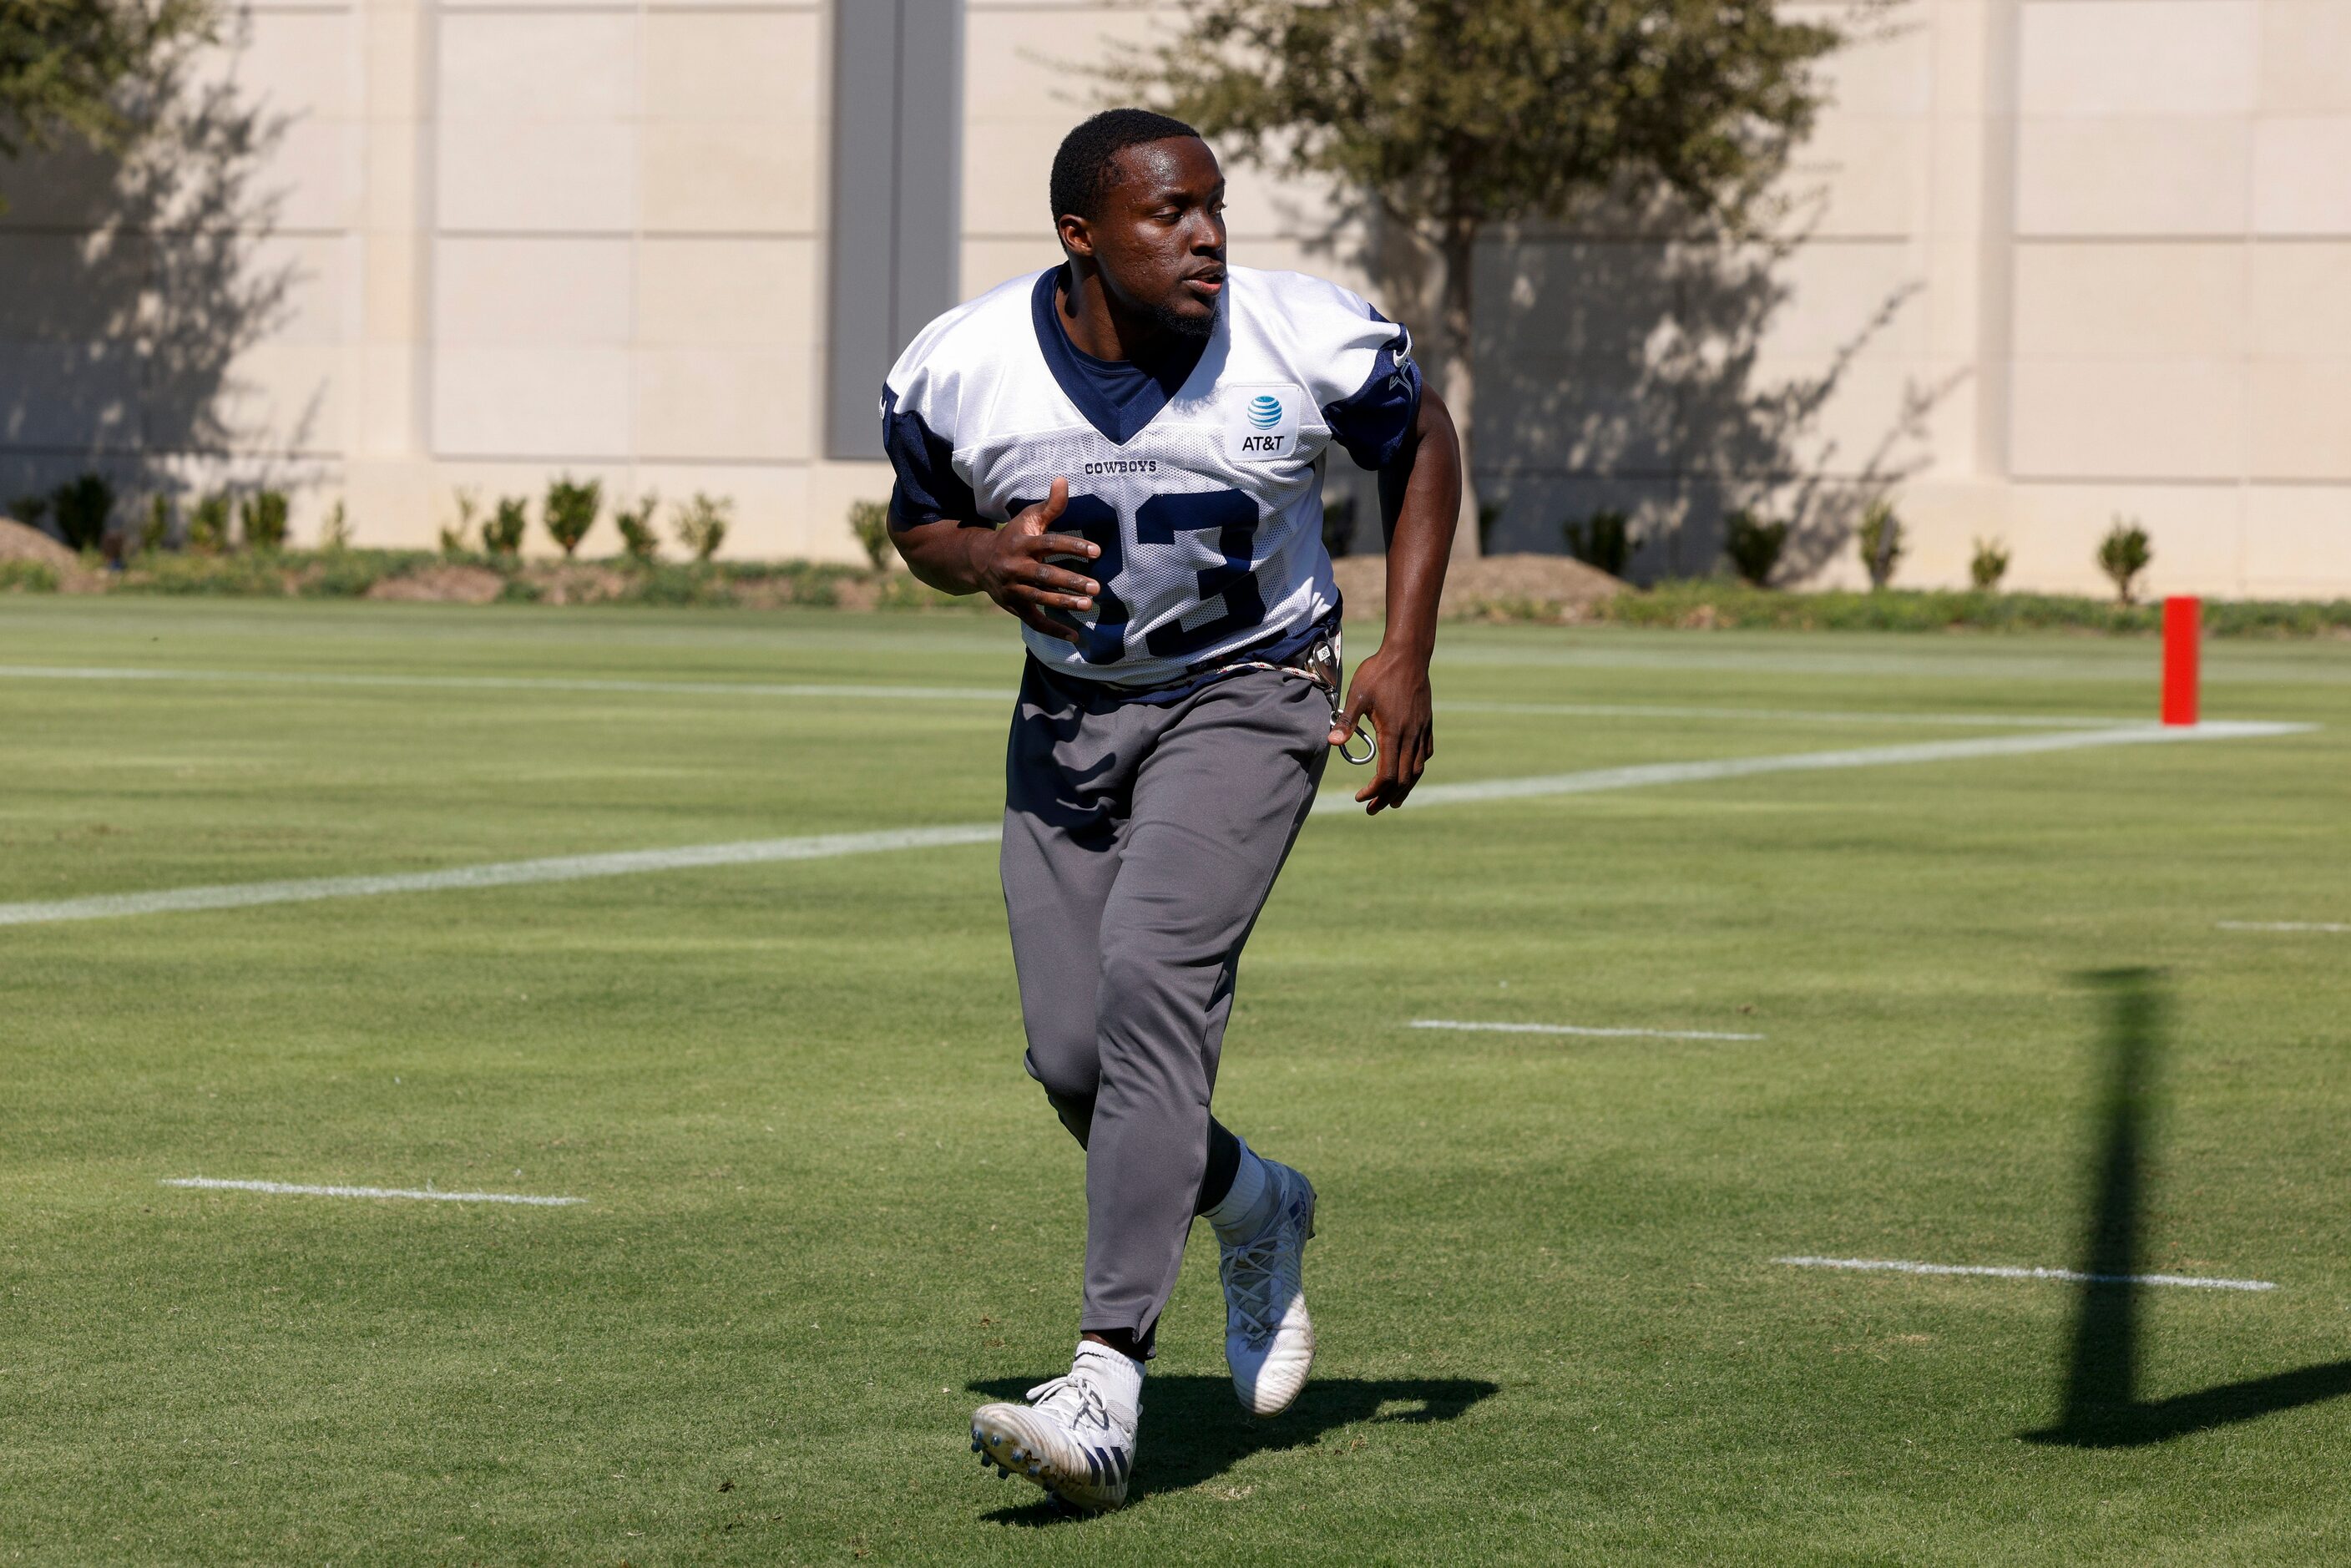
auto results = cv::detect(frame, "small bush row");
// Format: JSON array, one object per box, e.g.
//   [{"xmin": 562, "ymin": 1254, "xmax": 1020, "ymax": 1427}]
[
  {"xmin": 440, "ymin": 479, "xmax": 735, "ymax": 564},
  {"xmin": 1560, "ymin": 498, "xmax": 2164, "ymax": 605},
  {"xmin": 8, "ymin": 473, "xmax": 311, "ymax": 560}
]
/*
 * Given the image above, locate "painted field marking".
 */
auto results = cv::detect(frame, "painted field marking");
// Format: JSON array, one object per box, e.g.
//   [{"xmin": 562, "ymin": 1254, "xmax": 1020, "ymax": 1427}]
[
  {"xmin": 0, "ymin": 664, "xmax": 2143, "ymax": 729},
  {"xmin": 2218, "ymin": 920, "xmax": 2350, "ymax": 934},
  {"xmin": 0, "ymin": 721, "xmax": 2311, "ymax": 928},
  {"xmin": 1777, "ymin": 1255, "xmax": 2275, "ymax": 1292},
  {"xmin": 1443, "ymin": 699, "xmax": 2140, "ymax": 730},
  {"xmin": 1348, "ymin": 721, "xmax": 2311, "ymax": 813},
  {"xmin": 1411, "ymin": 1019, "xmax": 1763, "ymax": 1042},
  {"xmin": 163, "ymin": 1176, "xmax": 583, "ymax": 1206},
  {"xmin": 0, "ymin": 824, "xmax": 1000, "ymax": 927}
]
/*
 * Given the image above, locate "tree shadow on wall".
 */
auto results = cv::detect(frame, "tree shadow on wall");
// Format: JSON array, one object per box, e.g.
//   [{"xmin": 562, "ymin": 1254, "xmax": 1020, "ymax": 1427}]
[
  {"xmin": 2022, "ymin": 969, "xmax": 2351, "ymax": 1449},
  {"xmin": 1464, "ymin": 219, "xmax": 1962, "ymax": 581},
  {"xmin": 1274, "ymin": 187, "xmax": 1963, "ymax": 579},
  {"xmin": 0, "ymin": 10, "xmax": 306, "ymax": 508}
]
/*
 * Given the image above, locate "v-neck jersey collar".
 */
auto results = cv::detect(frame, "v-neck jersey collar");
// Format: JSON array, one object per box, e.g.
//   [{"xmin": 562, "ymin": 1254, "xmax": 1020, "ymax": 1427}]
[{"xmin": 1029, "ymin": 267, "xmax": 1215, "ymax": 446}]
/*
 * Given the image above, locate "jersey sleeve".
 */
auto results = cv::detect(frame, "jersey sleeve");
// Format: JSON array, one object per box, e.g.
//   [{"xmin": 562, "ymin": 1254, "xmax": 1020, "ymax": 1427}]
[
  {"xmin": 880, "ymin": 385, "xmax": 978, "ymax": 529},
  {"xmin": 1322, "ymin": 306, "xmax": 1423, "ymax": 471},
  {"xmin": 1271, "ymin": 274, "xmax": 1423, "ymax": 471},
  {"xmin": 879, "ymin": 302, "xmax": 988, "ymax": 529}
]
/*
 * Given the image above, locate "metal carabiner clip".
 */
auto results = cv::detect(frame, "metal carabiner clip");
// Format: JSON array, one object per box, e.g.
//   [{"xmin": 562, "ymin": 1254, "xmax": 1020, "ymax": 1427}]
[{"xmin": 1338, "ymin": 715, "xmax": 1378, "ymax": 766}]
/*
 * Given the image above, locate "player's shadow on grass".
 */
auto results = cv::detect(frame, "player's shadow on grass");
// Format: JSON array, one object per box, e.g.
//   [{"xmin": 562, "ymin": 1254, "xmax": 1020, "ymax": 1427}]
[
  {"xmin": 966, "ymin": 1374, "xmax": 1497, "ymax": 1520},
  {"xmin": 2023, "ymin": 969, "xmax": 2351, "ymax": 1449}
]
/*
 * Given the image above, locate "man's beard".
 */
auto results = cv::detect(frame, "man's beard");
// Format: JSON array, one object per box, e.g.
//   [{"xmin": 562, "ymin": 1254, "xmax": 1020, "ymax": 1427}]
[{"xmin": 1148, "ymin": 290, "xmax": 1220, "ymax": 341}]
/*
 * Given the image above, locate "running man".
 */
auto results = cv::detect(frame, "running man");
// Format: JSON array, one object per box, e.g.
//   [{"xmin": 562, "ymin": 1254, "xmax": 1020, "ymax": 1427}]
[{"xmin": 882, "ymin": 108, "xmax": 1461, "ymax": 1512}]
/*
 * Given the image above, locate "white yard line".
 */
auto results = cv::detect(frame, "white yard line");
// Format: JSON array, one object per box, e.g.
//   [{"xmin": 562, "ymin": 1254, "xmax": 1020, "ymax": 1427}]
[
  {"xmin": 0, "ymin": 722, "xmax": 2310, "ymax": 928},
  {"xmin": 1776, "ymin": 1255, "xmax": 2275, "ymax": 1292},
  {"xmin": 1443, "ymin": 700, "xmax": 2140, "ymax": 729},
  {"xmin": 163, "ymin": 1176, "xmax": 583, "ymax": 1206},
  {"xmin": 1411, "ymin": 1019, "xmax": 1763, "ymax": 1042},
  {"xmin": 0, "ymin": 824, "xmax": 1000, "ymax": 927},
  {"xmin": 1344, "ymin": 721, "xmax": 2309, "ymax": 812},
  {"xmin": 2218, "ymin": 920, "xmax": 2350, "ymax": 934}
]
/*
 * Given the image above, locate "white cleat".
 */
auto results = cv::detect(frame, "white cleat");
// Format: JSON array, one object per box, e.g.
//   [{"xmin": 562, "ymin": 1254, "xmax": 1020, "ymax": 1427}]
[
  {"xmin": 969, "ymin": 1372, "xmax": 1135, "ymax": 1514},
  {"xmin": 1221, "ymin": 1161, "xmax": 1317, "ymax": 1417}
]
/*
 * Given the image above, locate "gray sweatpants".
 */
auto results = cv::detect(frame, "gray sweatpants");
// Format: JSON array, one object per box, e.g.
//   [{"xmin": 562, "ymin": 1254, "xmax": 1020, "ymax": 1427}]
[{"xmin": 1001, "ymin": 655, "xmax": 1332, "ymax": 1344}]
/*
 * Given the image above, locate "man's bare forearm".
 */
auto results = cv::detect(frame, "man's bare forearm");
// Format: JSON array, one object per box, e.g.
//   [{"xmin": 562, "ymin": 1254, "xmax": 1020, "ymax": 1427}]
[
  {"xmin": 1374, "ymin": 391, "xmax": 1462, "ymax": 659},
  {"xmin": 891, "ymin": 517, "xmax": 990, "ymax": 596}
]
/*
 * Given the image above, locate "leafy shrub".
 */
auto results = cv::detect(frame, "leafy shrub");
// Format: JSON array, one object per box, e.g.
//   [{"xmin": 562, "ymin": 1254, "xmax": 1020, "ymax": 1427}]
[
  {"xmin": 848, "ymin": 498, "xmax": 892, "ymax": 570},
  {"xmin": 543, "ymin": 474, "xmax": 600, "ymax": 558},
  {"xmin": 614, "ymin": 492, "xmax": 661, "ymax": 564},
  {"xmin": 239, "ymin": 488, "xmax": 289, "ymax": 552},
  {"xmin": 187, "ymin": 493, "xmax": 231, "ymax": 554},
  {"xmin": 441, "ymin": 489, "xmax": 482, "ymax": 557},
  {"xmin": 1857, "ymin": 498, "xmax": 1904, "ymax": 590},
  {"xmin": 51, "ymin": 473, "xmax": 114, "ymax": 551},
  {"xmin": 1723, "ymin": 508, "xmax": 1789, "ymax": 586},
  {"xmin": 1970, "ymin": 536, "xmax": 2010, "ymax": 591},
  {"xmin": 673, "ymin": 492, "xmax": 732, "ymax": 562},
  {"xmin": 2097, "ymin": 517, "xmax": 2151, "ymax": 605},
  {"xmin": 139, "ymin": 493, "xmax": 173, "ymax": 553},
  {"xmin": 9, "ymin": 493, "xmax": 49, "ymax": 529},
  {"xmin": 309, "ymin": 549, "xmax": 388, "ymax": 596},
  {"xmin": 0, "ymin": 559, "xmax": 59, "ymax": 592},
  {"xmin": 317, "ymin": 499, "xmax": 352, "ymax": 551},
  {"xmin": 1563, "ymin": 509, "xmax": 1632, "ymax": 577},
  {"xmin": 1320, "ymin": 494, "xmax": 1358, "ymax": 559},
  {"xmin": 483, "ymin": 496, "xmax": 528, "ymax": 559}
]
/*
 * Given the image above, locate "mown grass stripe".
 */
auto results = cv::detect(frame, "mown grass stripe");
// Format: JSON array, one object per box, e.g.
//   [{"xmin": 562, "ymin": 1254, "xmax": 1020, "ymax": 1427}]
[
  {"xmin": 0, "ymin": 723, "xmax": 2309, "ymax": 928},
  {"xmin": 0, "ymin": 665, "xmax": 2151, "ymax": 728}
]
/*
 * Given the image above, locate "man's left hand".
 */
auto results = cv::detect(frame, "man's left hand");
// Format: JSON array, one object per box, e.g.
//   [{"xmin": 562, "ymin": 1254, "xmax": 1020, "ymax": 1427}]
[{"xmin": 1331, "ymin": 646, "xmax": 1434, "ymax": 815}]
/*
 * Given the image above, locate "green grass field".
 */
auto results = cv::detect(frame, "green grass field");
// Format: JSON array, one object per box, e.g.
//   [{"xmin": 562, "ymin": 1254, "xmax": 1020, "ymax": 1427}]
[{"xmin": 3, "ymin": 597, "xmax": 2348, "ymax": 1565}]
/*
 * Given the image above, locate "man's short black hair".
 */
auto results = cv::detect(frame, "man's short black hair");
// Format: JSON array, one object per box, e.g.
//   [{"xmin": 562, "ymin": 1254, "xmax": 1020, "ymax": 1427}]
[{"xmin": 1049, "ymin": 108, "xmax": 1202, "ymax": 223}]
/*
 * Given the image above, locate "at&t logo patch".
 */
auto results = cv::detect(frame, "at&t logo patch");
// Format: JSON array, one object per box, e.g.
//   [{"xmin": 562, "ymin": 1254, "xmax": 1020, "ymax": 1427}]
[{"xmin": 1225, "ymin": 385, "xmax": 1302, "ymax": 462}]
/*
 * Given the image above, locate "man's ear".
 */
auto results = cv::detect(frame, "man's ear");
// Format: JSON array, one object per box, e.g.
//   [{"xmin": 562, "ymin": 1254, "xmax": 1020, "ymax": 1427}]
[{"xmin": 1056, "ymin": 213, "xmax": 1095, "ymax": 260}]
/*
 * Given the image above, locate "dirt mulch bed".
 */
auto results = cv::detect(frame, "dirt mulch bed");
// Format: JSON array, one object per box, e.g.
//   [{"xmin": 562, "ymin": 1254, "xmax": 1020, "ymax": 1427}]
[
  {"xmin": 364, "ymin": 564, "xmax": 505, "ymax": 604},
  {"xmin": 0, "ymin": 518, "xmax": 105, "ymax": 589},
  {"xmin": 1332, "ymin": 550, "xmax": 1626, "ymax": 624}
]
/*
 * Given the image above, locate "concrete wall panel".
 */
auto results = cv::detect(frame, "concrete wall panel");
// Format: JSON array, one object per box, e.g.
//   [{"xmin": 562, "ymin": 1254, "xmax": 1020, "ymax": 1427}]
[
  {"xmin": 2013, "ymin": 242, "xmax": 2245, "ymax": 358},
  {"xmin": 2016, "ymin": 116, "xmax": 2250, "ymax": 235},
  {"xmin": 2020, "ymin": 2, "xmax": 2257, "ymax": 116},
  {"xmin": 2252, "ymin": 117, "xmax": 2351, "ymax": 234},
  {"xmin": 2010, "ymin": 357, "xmax": 2244, "ymax": 479}
]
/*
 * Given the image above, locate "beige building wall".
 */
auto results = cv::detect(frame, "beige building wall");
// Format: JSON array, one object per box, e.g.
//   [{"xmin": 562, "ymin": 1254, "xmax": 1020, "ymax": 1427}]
[{"xmin": 3, "ymin": 0, "xmax": 2348, "ymax": 594}]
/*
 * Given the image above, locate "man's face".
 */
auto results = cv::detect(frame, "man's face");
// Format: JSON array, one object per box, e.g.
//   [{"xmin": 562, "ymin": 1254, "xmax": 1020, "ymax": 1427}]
[{"xmin": 1062, "ymin": 137, "xmax": 1228, "ymax": 339}]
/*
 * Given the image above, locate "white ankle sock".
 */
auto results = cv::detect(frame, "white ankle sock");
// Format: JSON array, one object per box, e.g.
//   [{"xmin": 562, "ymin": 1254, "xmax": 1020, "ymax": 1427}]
[
  {"xmin": 1071, "ymin": 1339, "xmax": 1144, "ymax": 1431},
  {"xmin": 1205, "ymin": 1141, "xmax": 1276, "ymax": 1242}
]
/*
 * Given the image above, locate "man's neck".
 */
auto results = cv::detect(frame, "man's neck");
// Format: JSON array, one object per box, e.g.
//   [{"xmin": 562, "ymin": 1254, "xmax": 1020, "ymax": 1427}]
[{"xmin": 1055, "ymin": 260, "xmax": 1181, "ymax": 367}]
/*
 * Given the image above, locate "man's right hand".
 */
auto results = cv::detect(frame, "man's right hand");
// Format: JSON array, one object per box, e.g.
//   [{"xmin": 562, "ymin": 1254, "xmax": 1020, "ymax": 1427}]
[{"xmin": 965, "ymin": 477, "xmax": 1101, "ymax": 645}]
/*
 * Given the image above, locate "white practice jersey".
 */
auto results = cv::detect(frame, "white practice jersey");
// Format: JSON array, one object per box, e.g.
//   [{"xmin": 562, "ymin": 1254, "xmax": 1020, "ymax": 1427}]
[{"xmin": 881, "ymin": 265, "xmax": 1421, "ymax": 690}]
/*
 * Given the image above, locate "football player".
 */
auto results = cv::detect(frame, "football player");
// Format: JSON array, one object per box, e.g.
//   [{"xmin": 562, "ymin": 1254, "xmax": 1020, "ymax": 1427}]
[{"xmin": 885, "ymin": 108, "xmax": 1461, "ymax": 1512}]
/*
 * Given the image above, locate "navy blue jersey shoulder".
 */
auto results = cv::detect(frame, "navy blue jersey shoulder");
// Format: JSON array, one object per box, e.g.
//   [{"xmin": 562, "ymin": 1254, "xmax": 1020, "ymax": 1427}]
[
  {"xmin": 881, "ymin": 386, "xmax": 979, "ymax": 529},
  {"xmin": 1322, "ymin": 308, "xmax": 1423, "ymax": 471}
]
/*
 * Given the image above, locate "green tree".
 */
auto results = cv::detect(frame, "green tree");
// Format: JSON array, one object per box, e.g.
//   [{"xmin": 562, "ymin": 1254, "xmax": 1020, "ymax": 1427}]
[
  {"xmin": 0, "ymin": 0, "xmax": 215, "ymax": 209},
  {"xmin": 1120, "ymin": 0, "xmax": 1847, "ymax": 557}
]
